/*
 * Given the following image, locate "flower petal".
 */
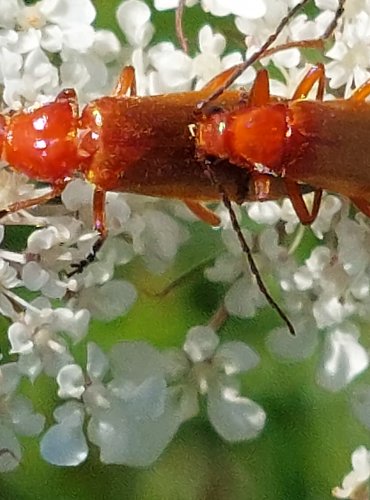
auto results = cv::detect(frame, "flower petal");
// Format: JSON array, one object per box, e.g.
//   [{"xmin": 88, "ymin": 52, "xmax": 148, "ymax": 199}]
[
  {"xmin": 214, "ymin": 341, "xmax": 260, "ymax": 374},
  {"xmin": 208, "ymin": 385, "xmax": 266, "ymax": 441},
  {"xmin": 316, "ymin": 326, "xmax": 369, "ymax": 391},
  {"xmin": 183, "ymin": 326, "xmax": 219, "ymax": 362},
  {"xmin": 40, "ymin": 402, "xmax": 87, "ymax": 466}
]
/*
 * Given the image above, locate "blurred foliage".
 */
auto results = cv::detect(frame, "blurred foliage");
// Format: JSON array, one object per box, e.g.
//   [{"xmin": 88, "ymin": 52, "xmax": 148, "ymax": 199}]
[{"xmin": 2, "ymin": 1, "xmax": 370, "ymax": 499}]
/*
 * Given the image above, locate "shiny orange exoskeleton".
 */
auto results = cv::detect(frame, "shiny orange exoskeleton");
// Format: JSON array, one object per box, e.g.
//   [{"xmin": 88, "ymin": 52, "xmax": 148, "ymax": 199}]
[
  {"xmin": 196, "ymin": 62, "xmax": 370, "ymax": 224},
  {"xmin": 0, "ymin": 72, "xmax": 299, "ymax": 234},
  {"xmin": 0, "ymin": 67, "xmax": 310, "ymax": 335},
  {"xmin": 0, "ymin": 0, "xmax": 340, "ymax": 243},
  {"xmin": 0, "ymin": 0, "xmax": 347, "ymax": 334}
]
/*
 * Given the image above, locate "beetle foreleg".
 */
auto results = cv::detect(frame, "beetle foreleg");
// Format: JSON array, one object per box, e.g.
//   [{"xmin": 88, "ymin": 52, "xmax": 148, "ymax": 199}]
[
  {"xmin": 112, "ymin": 66, "xmax": 137, "ymax": 97},
  {"xmin": 67, "ymin": 187, "xmax": 107, "ymax": 277},
  {"xmin": 292, "ymin": 63, "xmax": 325, "ymax": 100},
  {"xmin": 0, "ymin": 181, "xmax": 67, "ymax": 220}
]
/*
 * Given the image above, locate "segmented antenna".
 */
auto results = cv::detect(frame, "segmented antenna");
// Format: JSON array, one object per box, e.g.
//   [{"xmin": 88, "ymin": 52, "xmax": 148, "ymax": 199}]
[
  {"xmin": 176, "ymin": 0, "xmax": 188, "ymax": 53},
  {"xmin": 203, "ymin": 162, "xmax": 296, "ymax": 336},
  {"xmin": 196, "ymin": 0, "xmax": 346, "ymax": 108}
]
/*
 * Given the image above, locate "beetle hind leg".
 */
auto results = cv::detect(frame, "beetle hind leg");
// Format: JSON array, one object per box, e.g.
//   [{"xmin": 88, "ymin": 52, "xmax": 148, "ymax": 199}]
[
  {"xmin": 284, "ymin": 180, "xmax": 322, "ymax": 224},
  {"xmin": 184, "ymin": 200, "xmax": 221, "ymax": 226}
]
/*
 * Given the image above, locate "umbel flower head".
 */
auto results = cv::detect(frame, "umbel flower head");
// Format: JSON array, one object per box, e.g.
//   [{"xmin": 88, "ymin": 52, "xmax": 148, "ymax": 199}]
[
  {"xmin": 0, "ymin": 1, "xmax": 369, "ymax": 498},
  {"xmin": 40, "ymin": 328, "xmax": 263, "ymax": 466}
]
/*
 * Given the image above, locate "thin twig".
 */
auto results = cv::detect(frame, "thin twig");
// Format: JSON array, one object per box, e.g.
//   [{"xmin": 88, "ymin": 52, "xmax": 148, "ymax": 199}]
[{"xmin": 208, "ymin": 303, "xmax": 229, "ymax": 332}]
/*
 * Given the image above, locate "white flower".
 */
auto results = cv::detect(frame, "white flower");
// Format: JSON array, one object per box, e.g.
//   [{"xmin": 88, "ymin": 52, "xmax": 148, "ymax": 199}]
[
  {"xmin": 0, "ymin": 363, "xmax": 45, "ymax": 471},
  {"xmin": 224, "ymin": 275, "xmax": 266, "ymax": 318},
  {"xmin": 311, "ymin": 194, "xmax": 342, "ymax": 239},
  {"xmin": 116, "ymin": 0, "xmax": 154, "ymax": 48},
  {"xmin": 0, "ymin": 0, "xmax": 114, "ymax": 106},
  {"xmin": 57, "ymin": 364, "xmax": 85, "ymax": 399},
  {"xmin": 147, "ymin": 42, "xmax": 194, "ymax": 93},
  {"xmin": 192, "ymin": 25, "xmax": 227, "ymax": 86},
  {"xmin": 42, "ymin": 341, "xmax": 183, "ymax": 467},
  {"xmin": 193, "ymin": 24, "xmax": 252, "ymax": 89},
  {"xmin": 316, "ymin": 324, "xmax": 369, "ymax": 392},
  {"xmin": 0, "ymin": 258, "xmax": 22, "ymax": 320},
  {"xmin": 75, "ymin": 280, "xmax": 137, "ymax": 321},
  {"xmin": 88, "ymin": 341, "xmax": 182, "ymax": 466},
  {"xmin": 40, "ymin": 401, "xmax": 88, "ymax": 466},
  {"xmin": 247, "ymin": 201, "xmax": 282, "ymax": 225},
  {"xmin": 202, "ymin": 0, "xmax": 266, "ymax": 18},
  {"xmin": 22, "ymin": 0, "xmax": 96, "ymax": 52},
  {"xmin": 8, "ymin": 301, "xmax": 89, "ymax": 380},
  {"xmin": 333, "ymin": 446, "xmax": 370, "ymax": 499},
  {"xmin": 154, "ymin": 0, "xmax": 197, "ymax": 10},
  {"xmin": 171, "ymin": 326, "xmax": 266, "ymax": 441},
  {"xmin": 125, "ymin": 206, "xmax": 189, "ymax": 273},
  {"xmin": 325, "ymin": 10, "xmax": 370, "ymax": 94},
  {"xmin": 267, "ymin": 317, "xmax": 319, "ymax": 361},
  {"xmin": 235, "ymin": 0, "xmax": 313, "ymax": 70}
]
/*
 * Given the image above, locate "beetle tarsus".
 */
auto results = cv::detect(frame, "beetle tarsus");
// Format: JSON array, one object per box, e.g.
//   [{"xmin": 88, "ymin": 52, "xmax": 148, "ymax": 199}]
[{"xmin": 66, "ymin": 238, "xmax": 105, "ymax": 277}]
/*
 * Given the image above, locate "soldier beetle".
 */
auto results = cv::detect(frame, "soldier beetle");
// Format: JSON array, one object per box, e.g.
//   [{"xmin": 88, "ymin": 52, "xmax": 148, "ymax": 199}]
[
  {"xmin": 194, "ymin": 0, "xmax": 355, "ymax": 227},
  {"xmin": 0, "ymin": 0, "xmax": 347, "ymax": 334},
  {"xmin": 197, "ymin": 61, "xmax": 370, "ymax": 223}
]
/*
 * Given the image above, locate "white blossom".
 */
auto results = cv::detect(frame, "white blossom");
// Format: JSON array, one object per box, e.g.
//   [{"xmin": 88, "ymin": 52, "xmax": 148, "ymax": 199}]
[
  {"xmin": 42, "ymin": 341, "xmax": 183, "ymax": 467},
  {"xmin": 0, "ymin": 363, "xmax": 44, "ymax": 471},
  {"xmin": 169, "ymin": 326, "xmax": 266, "ymax": 441},
  {"xmin": 316, "ymin": 324, "xmax": 369, "ymax": 392}
]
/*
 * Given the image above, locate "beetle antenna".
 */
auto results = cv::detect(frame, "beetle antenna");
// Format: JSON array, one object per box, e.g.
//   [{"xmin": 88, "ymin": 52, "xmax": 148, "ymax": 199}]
[
  {"xmin": 197, "ymin": 0, "xmax": 346, "ymax": 108},
  {"xmin": 176, "ymin": 0, "xmax": 189, "ymax": 53},
  {"xmin": 204, "ymin": 161, "xmax": 296, "ymax": 336}
]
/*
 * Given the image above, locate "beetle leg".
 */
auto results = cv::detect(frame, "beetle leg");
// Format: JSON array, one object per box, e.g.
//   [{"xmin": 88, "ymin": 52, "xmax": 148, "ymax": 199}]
[
  {"xmin": 88, "ymin": 187, "xmax": 107, "ymax": 264},
  {"xmin": 0, "ymin": 181, "xmax": 67, "ymax": 219},
  {"xmin": 92, "ymin": 187, "xmax": 107, "ymax": 240},
  {"xmin": 350, "ymin": 80, "xmax": 370, "ymax": 101},
  {"xmin": 184, "ymin": 200, "xmax": 221, "ymax": 226},
  {"xmin": 67, "ymin": 187, "xmax": 107, "ymax": 276},
  {"xmin": 284, "ymin": 179, "xmax": 322, "ymax": 224},
  {"xmin": 248, "ymin": 70, "xmax": 270, "ymax": 106},
  {"xmin": 292, "ymin": 63, "xmax": 326, "ymax": 100},
  {"xmin": 201, "ymin": 66, "xmax": 245, "ymax": 94},
  {"xmin": 55, "ymin": 88, "xmax": 79, "ymax": 117},
  {"xmin": 112, "ymin": 66, "xmax": 137, "ymax": 97},
  {"xmin": 200, "ymin": 67, "xmax": 271, "ymax": 104}
]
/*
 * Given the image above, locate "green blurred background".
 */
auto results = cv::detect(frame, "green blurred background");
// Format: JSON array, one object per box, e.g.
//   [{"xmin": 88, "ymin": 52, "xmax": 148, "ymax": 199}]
[{"xmin": 1, "ymin": 1, "xmax": 370, "ymax": 499}]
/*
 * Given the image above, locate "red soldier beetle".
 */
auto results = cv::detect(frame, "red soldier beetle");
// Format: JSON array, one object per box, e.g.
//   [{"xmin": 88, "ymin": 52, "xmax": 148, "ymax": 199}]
[
  {"xmin": 0, "ymin": 73, "xmax": 303, "ymax": 248},
  {"xmin": 196, "ymin": 48, "xmax": 370, "ymax": 226},
  {"xmin": 0, "ymin": 0, "xmax": 346, "ymax": 335},
  {"xmin": 194, "ymin": 0, "xmax": 350, "ymax": 227},
  {"xmin": 0, "ymin": 68, "xmax": 308, "ymax": 336}
]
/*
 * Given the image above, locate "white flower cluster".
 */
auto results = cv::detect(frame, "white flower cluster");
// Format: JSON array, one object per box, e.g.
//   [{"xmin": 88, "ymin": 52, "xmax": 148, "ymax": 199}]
[
  {"xmin": 39, "ymin": 326, "xmax": 263, "ymax": 466},
  {"xmin": 0, "ymin": 0, "xmax": 368, "ymax": 494}
]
